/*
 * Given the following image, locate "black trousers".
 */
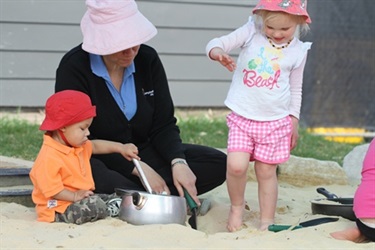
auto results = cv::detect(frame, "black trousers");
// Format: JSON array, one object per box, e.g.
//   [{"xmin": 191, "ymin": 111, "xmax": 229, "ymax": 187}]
[
  {"xmin": 356, "ymin": 218, "xmax": 375, "ymax": 242},
  {"xmin": 90, "ymin": 144, "xmax": 227, "ymax": 195}
]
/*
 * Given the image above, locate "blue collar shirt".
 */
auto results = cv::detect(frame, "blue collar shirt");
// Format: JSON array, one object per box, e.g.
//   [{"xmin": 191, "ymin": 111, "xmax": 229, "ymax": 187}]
[{"xmin": 89, "ymin": 54, "xmax": 137, "ymax": 120}]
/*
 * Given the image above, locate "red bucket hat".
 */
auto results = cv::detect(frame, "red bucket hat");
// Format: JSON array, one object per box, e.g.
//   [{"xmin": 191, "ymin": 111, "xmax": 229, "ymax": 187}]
[
  {"xmin": 40, "ymin": 90, "xmax": 96, "ymax": 131},
  {"xmin": 253, "ymin": 0, "xmax": 311, "ymax": 24}
]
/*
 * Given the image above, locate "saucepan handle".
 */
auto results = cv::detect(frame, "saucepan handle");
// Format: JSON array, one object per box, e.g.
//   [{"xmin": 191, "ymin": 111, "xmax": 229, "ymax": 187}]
[
  {"xmin": 132, "ymin": 158, "xmax": 154, "ymax": 194},
  {"xmin": 317, "ymin": 187, "xmax": 338, "ymax": 199}
]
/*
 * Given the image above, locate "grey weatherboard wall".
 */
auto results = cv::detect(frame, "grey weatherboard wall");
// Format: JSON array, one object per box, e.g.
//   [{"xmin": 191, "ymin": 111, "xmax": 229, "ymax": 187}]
[
  {"xmin": 0, "ymin": 0, "xmax": 256, "ymax": 108},
  {"xmin": 1, "ymin": 0, "xmax": 373, "ymax": 129}
]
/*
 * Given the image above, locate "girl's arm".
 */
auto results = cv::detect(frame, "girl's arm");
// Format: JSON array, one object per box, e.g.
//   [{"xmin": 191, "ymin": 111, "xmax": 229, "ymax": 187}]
[
  {"xmin": 206, "ymin": 17, "xmax": 256, "ymax": 72},
  {"xmin": 289, "ymin": 115, "xmax": 299, "ymax": 150},
  {"xmin": 289, "ymin": 55, "xmax": 307, "ymax": 120},
  {"xmin": 206, "ymin": 17, "xmax": 256, "ymax": 55},
  {"xmin": 289, "ymin": 55, "xmax": 308, "ymax": 150},
  {"xmin": 208, "ymin": 48, "xmax": 237, "ymax": 72}
]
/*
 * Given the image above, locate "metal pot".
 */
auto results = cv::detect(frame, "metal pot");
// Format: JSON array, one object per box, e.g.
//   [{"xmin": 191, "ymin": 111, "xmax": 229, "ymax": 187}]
[
  {"xmin": 116, "ymin": 159, "xmax": 187, "ymax": 225},
  {"xmin": 116, "ymin": 188, "xmax": 187, "ymax": 225},
  {"xmin": 310, "ymin": 187, "xmax": 355, "ymax": 221}
]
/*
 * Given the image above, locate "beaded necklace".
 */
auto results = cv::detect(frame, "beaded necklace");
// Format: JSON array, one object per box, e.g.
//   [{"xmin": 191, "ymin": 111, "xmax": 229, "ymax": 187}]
[{"xmin": 267, "ymin": 37, "xmax": 293, "ymax": 50}]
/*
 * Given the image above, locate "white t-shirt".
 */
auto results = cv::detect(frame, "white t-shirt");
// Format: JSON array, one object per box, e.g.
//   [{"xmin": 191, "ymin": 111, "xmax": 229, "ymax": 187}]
[{"xmin": 206, "ymin": 17, "xmax": 312, "ymax": 121}]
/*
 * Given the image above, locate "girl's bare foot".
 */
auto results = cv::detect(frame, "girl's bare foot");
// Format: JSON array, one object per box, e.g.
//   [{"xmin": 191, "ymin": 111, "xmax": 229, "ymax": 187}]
[
  {"xmin": 259, "ymin": 219, "xmax": 274, "ymax": 231},
  {"xmin": 227, "ymin": 204, "xmax": 244, "ymax": 232},
  {"xmin": 330, "ymin": 227, "xmax": 367, "ymax": 243}
]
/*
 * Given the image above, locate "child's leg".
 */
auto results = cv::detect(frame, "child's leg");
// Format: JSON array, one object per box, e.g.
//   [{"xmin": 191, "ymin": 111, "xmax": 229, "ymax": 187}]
[
  {"xmin": 254, "ymin": 161, "xmax": 278, "ymax": 231},
  {"xmin": 97, "ymin": 193, "xmax": 122, "ymax": 217},
  {"xmin": 251, "ymin": 116, "xmax": 292, "ymax": 230},
  {"xmin": 226, "ymin": 151, "xmax": 251, "ymax": 232},
  {"xmin": 55, "ymin": 195, "xmax": 108, "ymax": 225},
  {"xmin": 330, "ymin": 227, "xmax": 365, "ymax": 243}
]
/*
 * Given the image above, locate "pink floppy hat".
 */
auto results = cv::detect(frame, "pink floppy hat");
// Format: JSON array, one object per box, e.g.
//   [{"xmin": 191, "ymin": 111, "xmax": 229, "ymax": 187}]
[
  {"xmin": 40, "ymin": 90, "xmax": 96, "ymax": 131},
  {"xmin": 81, "ymin": 0, "xmax": 157, "ymax": 55},
  {"xmin": 253, "ymin": 0, "xmax": 311, "ymax": 24}
]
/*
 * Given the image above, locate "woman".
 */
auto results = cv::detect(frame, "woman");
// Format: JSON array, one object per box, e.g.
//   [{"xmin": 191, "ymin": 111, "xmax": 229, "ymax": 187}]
[{"xmin": 54, "ymin": 0, "xmax": 226, "ymax": 206}]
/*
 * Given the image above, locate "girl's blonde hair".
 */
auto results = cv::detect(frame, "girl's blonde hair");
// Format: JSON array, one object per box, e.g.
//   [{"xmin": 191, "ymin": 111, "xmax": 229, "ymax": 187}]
[{"xmin": 254, "ymin": 10, "xmax": 310, "ymax": 37}]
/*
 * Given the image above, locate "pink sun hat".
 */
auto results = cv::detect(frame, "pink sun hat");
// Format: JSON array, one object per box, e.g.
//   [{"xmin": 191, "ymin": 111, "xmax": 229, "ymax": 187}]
[
  {"xmin": 40, "ymin": 90, "xmax": 96, "ymax": 131},
  {"xmin": 80, "ymin": 0, "xmax": 157, "ymax": 55},
  {"xmin": 253, "ymin": 0, "xmax": 311, "ymax": 24}
]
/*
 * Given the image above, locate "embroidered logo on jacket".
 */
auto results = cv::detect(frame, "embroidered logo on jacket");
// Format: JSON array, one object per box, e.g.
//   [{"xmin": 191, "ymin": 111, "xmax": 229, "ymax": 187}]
[{"xmin": 142, "ymin": 89, "xmax": 154, "ymax": 96}]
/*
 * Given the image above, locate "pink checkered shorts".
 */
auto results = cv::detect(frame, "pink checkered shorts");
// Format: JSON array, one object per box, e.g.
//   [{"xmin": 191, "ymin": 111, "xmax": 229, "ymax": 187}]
[{"xmin": 226, "ymin": 112, "xmax": 292, "ymax": 164}]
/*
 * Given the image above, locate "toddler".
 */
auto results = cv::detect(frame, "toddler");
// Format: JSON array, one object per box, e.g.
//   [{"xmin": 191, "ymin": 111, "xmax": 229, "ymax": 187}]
[
  {"xmin": 30, "ymin": 90, "xmax": 139, "ymax": 224},
  {"xmin": 206, "ymin": 0, "xmax": 312, "ymax": 231}
]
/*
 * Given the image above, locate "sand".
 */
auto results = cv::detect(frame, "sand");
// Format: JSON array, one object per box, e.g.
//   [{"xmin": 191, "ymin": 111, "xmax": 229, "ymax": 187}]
[
  {"xmin": 1, "ymin": 110, "xmax": 373, "ymax": 249},
  {"xmin": 1, "ymin": 181, "xmax": 374, "ymax": 249}
]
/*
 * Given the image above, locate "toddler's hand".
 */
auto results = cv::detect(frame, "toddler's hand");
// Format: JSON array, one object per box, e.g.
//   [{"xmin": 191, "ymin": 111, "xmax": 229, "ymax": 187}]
[
  {"xmin": 121, "ymin": 143, "xmax": 140, "ymax": 161},
  {"xmin": 75, "ymin": 190, "xmax": 94, "ymax": 202},
  {"xmin": 209, "ymin": 48, "xmax": 236, "ymax": 72}
]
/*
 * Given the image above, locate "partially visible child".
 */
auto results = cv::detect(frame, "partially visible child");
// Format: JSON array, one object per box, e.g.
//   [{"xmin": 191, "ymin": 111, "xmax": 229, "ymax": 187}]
[
  {"xmin": 206, "ymin": 0, "xmax": 312, "ymax": 231},
  {"xmin": 29, "ymin": 90, "xmax": 140, "ymax": 225},
  {"xmin": 331, "ymin": 138, "xmax": 375, "ymax": 243}
]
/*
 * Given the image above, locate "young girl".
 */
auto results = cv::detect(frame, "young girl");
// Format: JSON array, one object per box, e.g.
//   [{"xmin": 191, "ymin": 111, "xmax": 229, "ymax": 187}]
[
  {"xmin": 30, "ymin": 90, "xmax": 140, "ymax": 225},
  {"xmin": 206, "ymin": 0, "xmax": 312, "ymax": 231}
]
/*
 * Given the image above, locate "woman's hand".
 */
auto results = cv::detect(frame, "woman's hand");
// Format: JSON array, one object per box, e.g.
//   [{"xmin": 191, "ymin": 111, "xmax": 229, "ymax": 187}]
[
  {"xmin": 133, "ymin": 161, "xmax": 170, "ymax": 194},
  {"xmin": 209, "ymin": 47, "xmax": 236, "ymax": 72},
  {"xmin": 290, "ymin": 116, "xmax": 299, "ymax": 150},
  {"xmin": 171, "ymin": 162, "xmax": 200, "ymax": 206}
]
